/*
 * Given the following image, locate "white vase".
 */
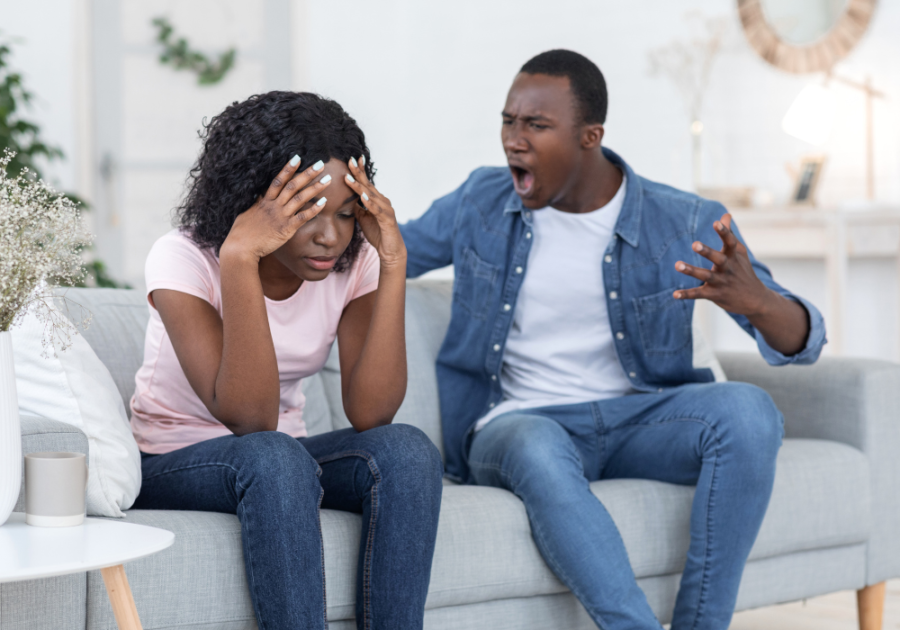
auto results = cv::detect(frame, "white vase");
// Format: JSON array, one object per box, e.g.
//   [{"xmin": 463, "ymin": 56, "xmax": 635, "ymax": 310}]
[{"xmin": 0, "ymin": 331, "xmax": 22, "ymax": 526}]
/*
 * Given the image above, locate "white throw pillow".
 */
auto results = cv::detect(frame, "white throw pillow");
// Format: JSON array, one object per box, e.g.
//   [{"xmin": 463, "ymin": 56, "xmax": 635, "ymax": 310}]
[{"xmin": 11, "ymin": 306, "xmax": 141, "ymax": 517}]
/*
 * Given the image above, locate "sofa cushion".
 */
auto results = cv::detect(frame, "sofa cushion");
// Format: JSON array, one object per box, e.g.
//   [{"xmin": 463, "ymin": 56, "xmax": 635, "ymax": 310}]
[
  {"xmin": 601, "ymin": 438, "xmax": 870, "ymax": 579},
  {"xmin": 321, "ymin": 280, "xmax": 452, "ymax": 455},
  {"xmin": 56, "ymin": 288, "xmax": 335, "ymax": 438},
  {"xmin": 97, "ymin": 438, "xmax": 868, "ymax": 627},
  {"xmin": 55, "ymin": 289, "xmax": 149, "ymax": 415}
]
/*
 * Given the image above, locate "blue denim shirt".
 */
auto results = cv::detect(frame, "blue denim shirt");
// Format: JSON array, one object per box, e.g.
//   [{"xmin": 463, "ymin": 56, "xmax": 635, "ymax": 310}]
[{"xmin": 400, "ymin": 148, "xmax": 826, "ymax": 482}]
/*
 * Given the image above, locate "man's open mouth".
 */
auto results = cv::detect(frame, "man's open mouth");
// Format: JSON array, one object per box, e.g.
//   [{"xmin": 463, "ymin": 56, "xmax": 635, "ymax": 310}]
[{"xmin": 510, "ymin": 165, "xmax": 535, "ymax": 196}]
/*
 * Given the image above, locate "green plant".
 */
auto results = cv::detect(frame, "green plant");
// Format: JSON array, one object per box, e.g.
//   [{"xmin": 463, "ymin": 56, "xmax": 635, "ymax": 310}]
[
  {"xmin": 152, "ymin": 17, "xmax": 236, "ymax": 85},
  {"xmin": 0, "ymin": 34, "xmax": 129, "ymax": 289},
  {"xmin": 0, "ymin": 41, "xmax": 62, "ymax": 179}
]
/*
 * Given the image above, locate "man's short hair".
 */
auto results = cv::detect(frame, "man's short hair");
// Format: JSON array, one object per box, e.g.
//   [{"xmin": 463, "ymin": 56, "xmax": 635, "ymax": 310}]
[{"xmin": 520, "ymin": 49, "xmax": 608, "ymax": 125}]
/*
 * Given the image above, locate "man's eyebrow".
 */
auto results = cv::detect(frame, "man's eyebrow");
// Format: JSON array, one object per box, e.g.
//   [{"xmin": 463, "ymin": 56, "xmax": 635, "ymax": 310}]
[{"xmin": 501, "ymin": 111, "xmax": 552, "ymax": 123}]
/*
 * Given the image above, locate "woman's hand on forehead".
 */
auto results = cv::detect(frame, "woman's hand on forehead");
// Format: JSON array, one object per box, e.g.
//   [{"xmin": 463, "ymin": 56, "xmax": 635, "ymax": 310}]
[{"xmin": 221, "ymin": 155, "xmax": 333, "ymax": 262}]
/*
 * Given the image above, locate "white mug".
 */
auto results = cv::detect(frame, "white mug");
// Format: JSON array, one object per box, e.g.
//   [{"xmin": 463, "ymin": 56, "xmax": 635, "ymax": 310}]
[{"xmin": 24, "ymin": 452, "xmax": 87, "ymax": 527}]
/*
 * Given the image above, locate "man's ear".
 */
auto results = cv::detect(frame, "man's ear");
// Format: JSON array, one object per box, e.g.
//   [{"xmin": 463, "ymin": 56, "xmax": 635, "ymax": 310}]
[{"xmin": 581, "ymin": 123, "xmax": 604, "ymax": 149}]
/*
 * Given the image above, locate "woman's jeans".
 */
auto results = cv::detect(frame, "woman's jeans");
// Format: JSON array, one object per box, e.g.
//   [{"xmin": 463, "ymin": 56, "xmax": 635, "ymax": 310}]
[
  {"xmin": 468, "ymin": 382, "xmax": 784, "ymax": 630},
  {"xmin": 134, "ymin": 424, "xmax": 444, "ymax": 630}
]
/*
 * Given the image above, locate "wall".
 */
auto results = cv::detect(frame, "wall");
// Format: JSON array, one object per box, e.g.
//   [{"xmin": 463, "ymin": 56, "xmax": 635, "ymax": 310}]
[{"xmin": 3, "ymin": 0, "xmax": 899, "ymax": 359}]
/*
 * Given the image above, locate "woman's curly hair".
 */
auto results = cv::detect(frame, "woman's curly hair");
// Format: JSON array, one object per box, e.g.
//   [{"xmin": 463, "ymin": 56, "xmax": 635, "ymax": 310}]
[{"xmin": 176, "ymin": 91, "xmax": 375, "ymax": 272}]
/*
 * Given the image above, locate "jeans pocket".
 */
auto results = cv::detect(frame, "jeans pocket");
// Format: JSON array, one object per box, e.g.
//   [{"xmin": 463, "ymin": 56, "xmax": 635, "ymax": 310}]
[
  {"xmin": 453, "ymin": 247, "xmax": 500, "ymax": 320},
  {"xmin": 633, "ymin": 287, "xmax": 692, "ymax": 355}
]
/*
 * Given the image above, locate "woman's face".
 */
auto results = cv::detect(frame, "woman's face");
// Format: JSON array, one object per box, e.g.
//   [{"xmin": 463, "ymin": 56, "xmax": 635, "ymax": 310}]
[{"xmin": 272, "ymin": 159, "xmax": 360, "ymax": 281}]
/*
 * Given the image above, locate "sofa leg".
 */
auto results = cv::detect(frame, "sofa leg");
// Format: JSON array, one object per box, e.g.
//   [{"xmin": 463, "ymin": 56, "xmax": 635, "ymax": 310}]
[{"xmin": 857, "ymin": 582, "xmax": 886, "ymax": 630}]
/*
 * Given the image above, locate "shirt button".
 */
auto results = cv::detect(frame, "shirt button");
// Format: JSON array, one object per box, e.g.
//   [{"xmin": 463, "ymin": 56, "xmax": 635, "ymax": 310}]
[
  {"xmin": 616, "ymin": 332, "xmax": 625, "ymax": 340},
  {"xmin": 658, "ymin": 388, "xmax": 663, "ymax": 393},
  {"xmin": 516, "ymin": 266, "xmax": 523, "ymax": 274},
  {"xmin": 489, "ymin": 402, "xmax": 496, "ymax": 408},
  {"xmin": 609, "ymin": 291, "xmax": 618, "ymax": 300},
  {"xmin": 491, "ymin": 375, "xmax": 498, "ymax": 381},
  {"xmin": 629, "ymin": 372, "xmax": 636, "ymax": 378},
  {"xmin": 526, "ymin": 232, "xmax": 532, "ymax": 239},
  {"xmin": 493, "ymin": 344, "xmax": 501, "ymax": 351},
  {"xmin": 503, "ymin": 304, "xmax": 511, "ymax": 311},
  {"xmin": 605, "ymin": 255, "xmax": 613, "ymax": 263}
]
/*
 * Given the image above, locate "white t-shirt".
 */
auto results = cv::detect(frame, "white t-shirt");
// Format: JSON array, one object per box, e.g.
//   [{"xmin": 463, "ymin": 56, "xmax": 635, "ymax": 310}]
[{"xmin": 475, "ymin": 176, "xmax": 633, "ymax": 430}]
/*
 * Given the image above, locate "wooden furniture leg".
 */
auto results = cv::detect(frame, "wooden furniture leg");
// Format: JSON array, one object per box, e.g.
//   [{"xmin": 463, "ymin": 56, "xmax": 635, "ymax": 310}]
[
  {"xmin": 858, "ymin": 581, "xmax": 886, "ymax": 630},
  {"xmin": 100, "ymin": 564, "xmax": 143, "ymax": 630}
]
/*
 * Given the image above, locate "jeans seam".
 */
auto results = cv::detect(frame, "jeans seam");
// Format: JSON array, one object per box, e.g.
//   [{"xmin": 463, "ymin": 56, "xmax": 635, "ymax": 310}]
[
  {"xmin": 315, "ymin": 449, "xmax": 381, "ymax": 630},
  {"xmin": 623, "ymin": 416, "xmax": 720, "ymax": 630},
  {"xmin": 316, "ymin": 483, "xmax": 327, "ymax": 630},
  {"xmin": 142, "ymin": 461, "xmax": 251, "ymax": 492},
  {"xmin": 485, "ymin": 459, "xmax": 612, "ymax": 629}
]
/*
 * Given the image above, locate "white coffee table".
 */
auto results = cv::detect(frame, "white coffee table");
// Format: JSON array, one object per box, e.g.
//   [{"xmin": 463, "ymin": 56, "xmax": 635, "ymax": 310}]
[{"xmin": 0, "ymin": 512, "xmax": 174, "ymax": 630}]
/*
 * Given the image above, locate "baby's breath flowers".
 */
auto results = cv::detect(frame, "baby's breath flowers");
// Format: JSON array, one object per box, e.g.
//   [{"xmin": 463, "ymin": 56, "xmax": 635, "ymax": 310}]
[{"xmin": 0, "ymin": 149, "xmax": 91, "ymax": 352}]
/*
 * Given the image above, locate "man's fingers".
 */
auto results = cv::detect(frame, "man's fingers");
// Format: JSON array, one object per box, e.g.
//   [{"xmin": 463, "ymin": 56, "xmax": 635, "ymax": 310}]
[
  {"xmin": 691, "ymin": 241, "xmax": 728, "ymax": 266},
  {"xmin": 715, "ymin": 214, "xmax": 739, "ymax": 252},
  {"xmin": 266, "ymin": 155, "xmax": 303, "ymax": 200},
  {"xmin": 675, "ymin": 261, "xmax": 714, "ymax": 283},
  {"xmin": 673, "ymin": 286, "xmax": 710, "ymax": 301}
]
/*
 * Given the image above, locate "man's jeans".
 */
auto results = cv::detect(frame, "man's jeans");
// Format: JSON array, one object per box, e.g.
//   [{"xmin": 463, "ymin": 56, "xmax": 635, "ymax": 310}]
[
  {"xmin": 134, "ymin": 424, "xmax": 444, "ymax": 630},
  {"xmin": 468, "ymin": 382, "xmax": 784, "ymax": 630}
]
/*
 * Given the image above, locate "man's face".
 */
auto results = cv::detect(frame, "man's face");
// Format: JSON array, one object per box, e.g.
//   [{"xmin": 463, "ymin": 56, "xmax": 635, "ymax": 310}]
[{"xmin": 501, "ymin": 73, "xmax": 585, "ymax": 210}]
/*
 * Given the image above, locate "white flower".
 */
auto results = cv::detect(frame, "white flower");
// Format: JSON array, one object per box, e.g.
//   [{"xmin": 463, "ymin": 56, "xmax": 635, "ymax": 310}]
[{"xmin": 0, "ymin": 149, "xmax": 92, "ymax": 353}]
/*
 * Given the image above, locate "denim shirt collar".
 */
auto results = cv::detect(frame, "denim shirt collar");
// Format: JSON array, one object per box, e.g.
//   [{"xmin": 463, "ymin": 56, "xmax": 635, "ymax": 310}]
[{"xmin": 501, "ymin": 147, "xmax": 642, "ymax": 247}]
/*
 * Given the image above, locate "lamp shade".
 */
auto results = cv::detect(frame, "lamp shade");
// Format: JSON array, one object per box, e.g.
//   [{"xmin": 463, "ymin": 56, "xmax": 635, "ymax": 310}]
[{"xmin": 782, "ymin": 83, "xmax": 837, "ymax": 146}]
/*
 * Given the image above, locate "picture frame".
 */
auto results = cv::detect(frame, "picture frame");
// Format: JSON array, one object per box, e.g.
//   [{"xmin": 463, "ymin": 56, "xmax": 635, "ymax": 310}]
[{"xmin": 791, "ymin": 154, "xmax": 827, "ymax": 206}]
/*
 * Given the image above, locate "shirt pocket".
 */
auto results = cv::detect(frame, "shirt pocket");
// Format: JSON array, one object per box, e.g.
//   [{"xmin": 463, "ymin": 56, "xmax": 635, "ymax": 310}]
[
  {"xmin": 453, "ymin": 247, "xmax": 500, "ymax": 321},
  {"xmin": 633, "ymin": 288, "xmax": 692, "ymax": 356}
]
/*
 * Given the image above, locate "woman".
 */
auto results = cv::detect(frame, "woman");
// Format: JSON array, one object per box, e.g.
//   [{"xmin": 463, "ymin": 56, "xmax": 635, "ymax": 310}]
[{"xmin": 130, "ymin": 91, "xmax": 443, "ymax": 629}]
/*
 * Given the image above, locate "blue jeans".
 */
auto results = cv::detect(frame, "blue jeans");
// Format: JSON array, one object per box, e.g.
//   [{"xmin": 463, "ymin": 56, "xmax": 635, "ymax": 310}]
[
  {"xmin": 134, "ymin": 424, "xmax": 443, "ymax": 630},
  {"xmin": 468, "ymin": 382, "xmax": 783, "ymax": 630}
]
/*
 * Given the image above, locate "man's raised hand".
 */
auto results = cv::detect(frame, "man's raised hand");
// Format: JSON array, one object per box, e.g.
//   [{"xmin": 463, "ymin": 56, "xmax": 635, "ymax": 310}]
[{"xmin": 673, "ymin": 214, "xmax": 771, "ymax": 316}]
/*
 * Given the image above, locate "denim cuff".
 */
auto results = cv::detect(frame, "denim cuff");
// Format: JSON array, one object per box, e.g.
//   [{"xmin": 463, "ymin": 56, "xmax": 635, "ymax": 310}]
[{"xmin": 756, "ymin": 295, "xmax": 827, "ymax": 366}]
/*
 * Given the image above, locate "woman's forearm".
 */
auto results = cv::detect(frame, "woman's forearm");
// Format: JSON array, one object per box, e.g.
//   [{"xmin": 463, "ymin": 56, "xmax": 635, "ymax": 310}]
[
  {"xmin": 344, "ymin": 262, "xmax": 408, "ymax": 430},
  {"xmin": 214, "ymin": 248, "xmax": 281, "ymax": 433}
]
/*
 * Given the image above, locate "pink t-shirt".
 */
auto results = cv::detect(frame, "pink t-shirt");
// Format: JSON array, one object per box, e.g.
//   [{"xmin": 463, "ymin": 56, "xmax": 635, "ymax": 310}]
[{"xmin": 130, "ymin": 229, "xmax": 380, "ymax": 454}]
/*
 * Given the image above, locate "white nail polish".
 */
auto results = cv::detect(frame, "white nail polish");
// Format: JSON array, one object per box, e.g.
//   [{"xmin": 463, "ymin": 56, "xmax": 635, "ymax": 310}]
[
  {"xmin": 313, "ymin": 160, "xmax": 324, "ymax": 171},
  {"xmin": 290, "ymin": 155, "xmax": 300, "ymax": 167},
  {"xmin": 362, "ymin": 192, "xmax": 369, "ymax": 202},
  {"xmin": 349, "ymin": 157, "xmax": 358, "ymax": 168},
  {"xmin": 316, "ymin": 197, "xmax": 327, "ymax": 207},
  {"xmin": 359, "ymin": 156, "xmax": 365, "ymax": 167},
  {"xmin": 320, "ymin": 174, "xmax": 332, "ymax": 184},
  {"xmin": 346, "ymin": 174, "xmax": 355, "ymax": 183}
]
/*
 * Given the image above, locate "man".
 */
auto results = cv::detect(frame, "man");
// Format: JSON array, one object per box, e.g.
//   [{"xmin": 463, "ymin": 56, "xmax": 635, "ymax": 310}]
[{"xmin": 399, "ymin": 50, "xmax": 826, "ymax": 630}]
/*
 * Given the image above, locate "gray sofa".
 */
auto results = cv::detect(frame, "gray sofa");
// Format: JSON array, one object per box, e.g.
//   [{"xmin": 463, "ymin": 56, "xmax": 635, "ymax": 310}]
[{"xmin": 4, "ymin": 283, "xmax": 899, "ymax": 630}]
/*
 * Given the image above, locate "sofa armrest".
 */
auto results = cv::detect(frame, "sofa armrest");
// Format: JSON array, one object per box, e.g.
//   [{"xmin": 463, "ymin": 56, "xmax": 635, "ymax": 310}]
[
  {"xmin": 14, "ymin": 415, "xmax": 89, "ymax": 512},
  {"xmin": 718, "ymin": 351, "xmax": 900, "ymax": 584}
]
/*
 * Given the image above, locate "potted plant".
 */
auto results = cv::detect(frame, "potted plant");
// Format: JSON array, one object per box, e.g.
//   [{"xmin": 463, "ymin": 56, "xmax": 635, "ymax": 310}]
[{"xmin": 0, "ymin": 150, "xmax": 90, "ymax": 525}]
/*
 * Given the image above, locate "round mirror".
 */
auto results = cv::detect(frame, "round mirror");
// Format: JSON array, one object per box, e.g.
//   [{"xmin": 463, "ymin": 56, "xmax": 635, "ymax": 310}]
[
  {"xmin": 738, "ymin": 0, "xmax": 877, "ymax": 73},
  {"xmin": 759, "ymin": 0, "xmax": 849, "ymax": 45}
]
